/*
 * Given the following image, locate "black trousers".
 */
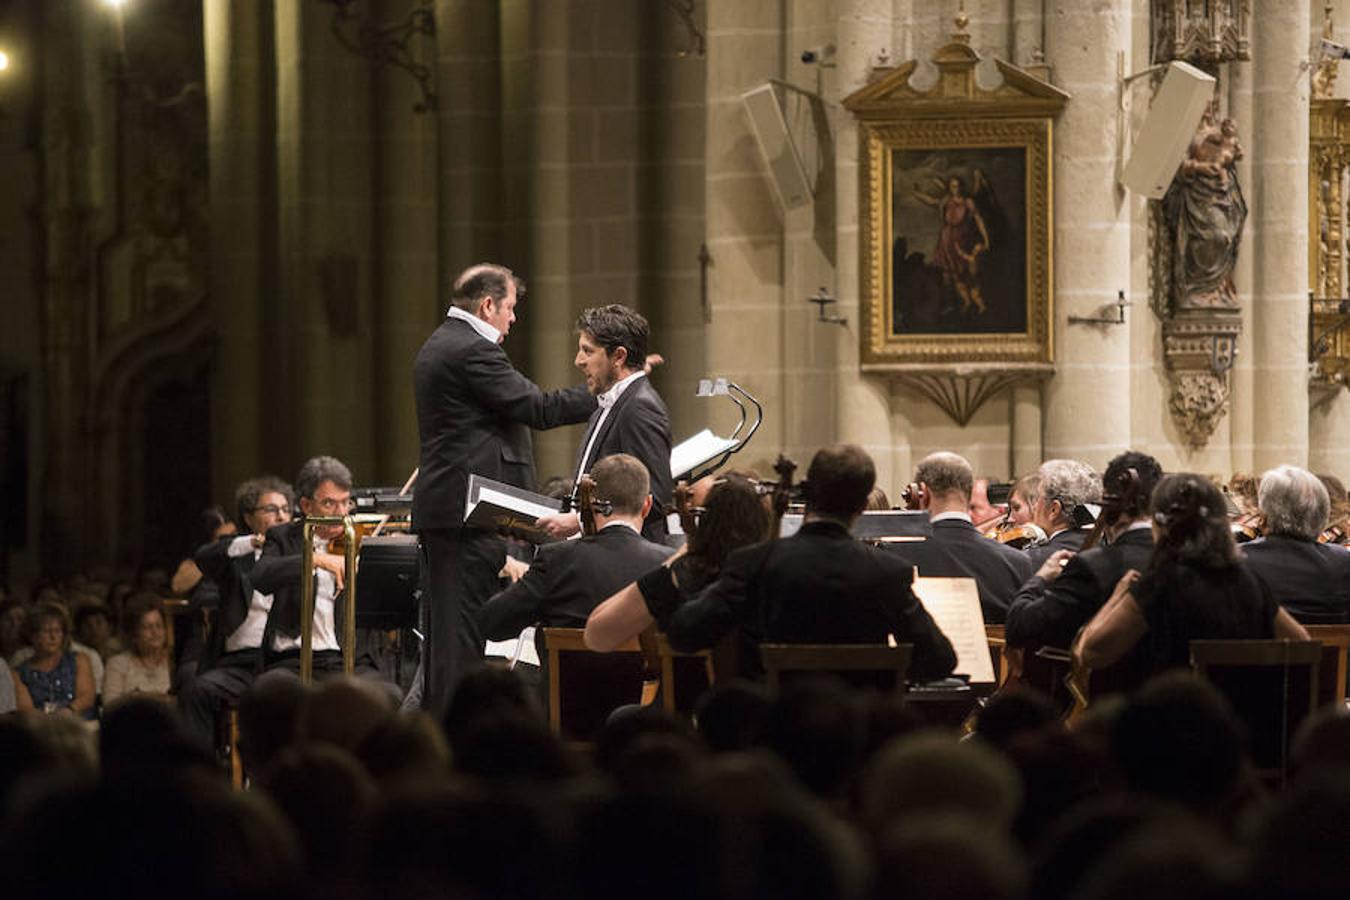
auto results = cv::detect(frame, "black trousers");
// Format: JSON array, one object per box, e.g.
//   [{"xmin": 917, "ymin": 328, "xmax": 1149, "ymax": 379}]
[{"xmin": 419, "ymin": 528, "xmax": 506, "ymax": 715}]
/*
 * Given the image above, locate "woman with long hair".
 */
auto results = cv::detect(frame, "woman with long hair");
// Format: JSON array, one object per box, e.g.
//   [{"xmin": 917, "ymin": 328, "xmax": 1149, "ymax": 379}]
[
  {"xmin": 583, "ymin": 473, "xmax": 772, "ymax": 651},
  {"xmin": 1075, "ymin": 473, "xmax": 1308, "ymax": 675}
]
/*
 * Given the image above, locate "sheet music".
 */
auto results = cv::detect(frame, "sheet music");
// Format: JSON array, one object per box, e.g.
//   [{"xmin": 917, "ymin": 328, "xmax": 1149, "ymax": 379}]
[
  {"xmin": 911, "ymin": 576, "xmax": 996, "ymax": 684},
  {"xmin": 670, "ymin": 429, "xmax": 739, "ymax": 478}
]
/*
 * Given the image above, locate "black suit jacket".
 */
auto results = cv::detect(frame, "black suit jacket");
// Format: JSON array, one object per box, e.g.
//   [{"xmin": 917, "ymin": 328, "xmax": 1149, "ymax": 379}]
[
  {"xmin": 885, "ymin": 518, "xmax": 1033, "ymax": 624},
  {"xmin": 1242, "ymin": 535, "xmax": 1350, "ymax": 624},
  {"xmin": 1026, "ymin": 527, "xmax": 1090, "ymax": 571},
  {"xmin": 646, "ymin": 521, "xmax": 957, "ymax": 681},
  {"xmin": 193, "ymin": 535, "xmax": 263, "ymax": 670},
  {"xmin": 573, "ymin": 375, "xmax": 673, "ymax": 540},
  {"xmin": 476, "ymin": 524, "xmax": 673, "ymax": 640},
  {"xmin": 249, "ymin": 521, "xmax": 343, "ymax": 645},
  {"xmin": 1005, "ymin": 527, "xmax": 1155, "ymax": 651},
  {"xmin": 412, "ymin": 316, "xmax": 596, "ymax": 531}
]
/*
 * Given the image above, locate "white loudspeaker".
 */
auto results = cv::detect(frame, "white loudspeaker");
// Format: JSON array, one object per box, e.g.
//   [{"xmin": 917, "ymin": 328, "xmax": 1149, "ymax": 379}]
[
  {"xmin": 1120, "ymin": 60, "xmax": 1216, "ymax": 199},
  {"xmin": 741, "ymin": 83, "xmax": 812, "ymax": 210}
]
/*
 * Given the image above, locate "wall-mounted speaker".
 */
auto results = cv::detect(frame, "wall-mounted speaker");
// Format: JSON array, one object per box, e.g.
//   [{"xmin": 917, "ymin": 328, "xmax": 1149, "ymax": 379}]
[
  {"xmin": 1120, "ymin": 60, "xmax": 1216, "ymax": 199},
  {"xmin": 741, "ymin": 83, "xmax": 812, "ymax": 210}
]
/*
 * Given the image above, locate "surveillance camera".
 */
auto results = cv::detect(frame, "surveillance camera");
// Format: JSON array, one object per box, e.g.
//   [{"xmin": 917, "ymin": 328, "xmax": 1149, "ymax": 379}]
[
  {"xmin": 1322, "ymin": 38, "xmax": 1350, "ymax": 61},
  {"xmin": 801, "ymin": 44, "xmax": 836, "ymax": 65}
]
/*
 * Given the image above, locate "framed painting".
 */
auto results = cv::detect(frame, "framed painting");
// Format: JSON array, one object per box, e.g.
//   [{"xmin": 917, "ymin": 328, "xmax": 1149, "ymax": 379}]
[{"xmin": 844, "ymin": 36, "xmax": 1067, "ymax": 375}]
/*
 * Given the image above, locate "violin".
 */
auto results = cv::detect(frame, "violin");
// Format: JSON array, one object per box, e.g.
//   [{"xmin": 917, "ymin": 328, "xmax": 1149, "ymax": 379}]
[
  {"xmin": 673, "ymin": 479, "xmax": 698, "ymax": 537},
  {"xmin": 1232, "ymin": 511, "xmax": 1264, "ymax": 543},
  {"xmin": 1319, "ymin": 520, "xmax": 1350, "ymax": 545},
  {"xmin": 994, "ymin": 521, "xmax": 1047, "ymax": 549}
]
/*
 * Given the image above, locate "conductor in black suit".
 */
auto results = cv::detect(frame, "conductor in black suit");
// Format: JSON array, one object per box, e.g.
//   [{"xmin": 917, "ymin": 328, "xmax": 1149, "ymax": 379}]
[
  {"xmin": 536, "ymin": 305, "xmax": 673, "ymax": 542},
  {"xmin": 886, "ymin": 451, "xmax": 1032, "ymax": 623},
  {"xmin": 645, "ymin": 444, "xmax": 957, "ymax": 681},
  {"xmin": 477, "ymin": 453, "xmax": 673, "ymax": 649},
  {"xmin": 1242, "ymin": 464, "xmax": 1350, "ymax": 624},
  {"xmin": 412, "ymin": 264, "xmax": 596, "ymax": 711}
]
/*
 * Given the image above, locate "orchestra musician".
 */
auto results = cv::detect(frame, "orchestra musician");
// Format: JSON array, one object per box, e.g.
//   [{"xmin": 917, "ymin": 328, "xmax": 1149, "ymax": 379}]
[
  {"xmin": 1241, "ymin": 465, "xmax": 1350, "ymax": 624},
  {"xmin": 1023, "ymin": 459, "xmax": 1101, "ymax": 569}
]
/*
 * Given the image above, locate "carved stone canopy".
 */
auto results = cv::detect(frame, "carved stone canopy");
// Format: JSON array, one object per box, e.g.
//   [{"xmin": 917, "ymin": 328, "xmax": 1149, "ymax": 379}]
[{"xmin": 1151, "ymin": 0, "xmax": 1250, "ymax": 69}]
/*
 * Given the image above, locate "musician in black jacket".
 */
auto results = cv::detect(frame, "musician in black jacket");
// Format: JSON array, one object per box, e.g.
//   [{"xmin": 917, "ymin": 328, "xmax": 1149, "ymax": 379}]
[
  {"xmin": 1242, "ymin": 464, "xmax": 1350, "ymax": 624},
  {"xmin": 535, "ymin": 305, "xmax": 673, "ymax": 542},
  {"xmin": 645, "ymin": 445, "xmax": 957, "ymax": 681},
  {"xmin": 887, "ymin": 451, "xmax": 1032, "ymax": 623},
  {"xmin": 178, "ymin": 475, "xmax": 293, "ymax": 743},
  {"xmin": 477, "ymin": 454, "xmax": 673, "ymax": 649},
  {"xmin": 412, "ymin": 264, "xmax": 596, "ymax": 711},
  {"xmin": 1005, "ymin": 451, "xmax": 1162, "ymax": 658},
  {"xmin": 1024, "ymin": 458, "xmax": 1101, "ymax": 569}
]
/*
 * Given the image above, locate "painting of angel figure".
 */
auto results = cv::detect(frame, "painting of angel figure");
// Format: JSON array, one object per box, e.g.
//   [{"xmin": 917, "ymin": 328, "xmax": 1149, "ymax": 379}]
[{"xmin": 891, "ymin": 148, "xmax": 1027, "ymax": 335}]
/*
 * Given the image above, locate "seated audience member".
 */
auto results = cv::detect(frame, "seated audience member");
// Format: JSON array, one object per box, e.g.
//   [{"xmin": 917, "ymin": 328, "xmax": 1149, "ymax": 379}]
[
  {"xmin": 623, "ymin": 445, "xmax": 957, "ymax": 681},
  {"xmin": 10, "ymin": 602, "xmax": 96, "ymax": 718},
  {"xmin": 887, "ymin": 451, "xmax": 1032, "ymax": 623},
  {"xmin": 103, "ymin": 598, "xmax": 173, "ymax": 706},
  {"xmin": 1025, "ymin": 458, "xmax": 1101, "ymax": 569},
  {"xmin": 1074, "ymin": 473, "xmax": 1308, "ymax": 677},
  {"xmin": 1248, "ymin": 769, "xmax": 1350, "ymax": 900},
  {"xmin": 872, "ymin": 814, "xmax": 1027, "ymax": 900},
  {"xmin": 0, "ymin": 598, "xmax": 26, "ymax": 664},
  {"xmin": 584, "ymin": 472, "xmax": 771, "ymax": 651},
  {"xmin": 1006, "ymin": 451, "xmax": 1162, "ymax": 657},
  {"xmin": 249, "ymin": 456, "xmax": 396, "ymax": 693},
  {"xmin": 476, "ymin": 453, "xmax": 673, "ymax": 652},
  {"xmin": 177, "ymin": 474, "xmax": 294, "ymax": 743},
  {"xmin": 72, "ymin": 601, "xmax": 119, "ymax": 662},
  {"xmin": 1241, "ymin": 464, "xmax": 1350, "ymax": 623}
]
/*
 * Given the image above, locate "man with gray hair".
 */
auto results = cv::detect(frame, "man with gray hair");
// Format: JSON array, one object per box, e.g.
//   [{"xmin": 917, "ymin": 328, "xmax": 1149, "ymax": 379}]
[
  {"xmin": 887, "ymin": 451, "xmax": 1032, "ymax": 623},
  {"xmin": 1242, "ymin": 464, "xmax": 1350, "ymax": 623},
  {"xmin": 1025, "ymin": 459, "xmax": 1102, "ymax": 569}
]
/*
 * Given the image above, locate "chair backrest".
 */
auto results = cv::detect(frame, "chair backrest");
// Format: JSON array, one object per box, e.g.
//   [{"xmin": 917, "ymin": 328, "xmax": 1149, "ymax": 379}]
[
  {"xmin": 542, "ymin": 627, "xmax": 649, "ymax": 743},
  {"xmin": 1304, "ymin": 624, "xmax": 1350, "ymax": 706},
  {"xmin": 654, "ymin": 633, "xmax": 714, "ymax": 715},
  {"xmin": 1189, "ymin": 639, "xmax": 1322, "ymax": 785},
  {"xmin": 759, "ymin": 643, "xmax": 913, "ymax": 695}
]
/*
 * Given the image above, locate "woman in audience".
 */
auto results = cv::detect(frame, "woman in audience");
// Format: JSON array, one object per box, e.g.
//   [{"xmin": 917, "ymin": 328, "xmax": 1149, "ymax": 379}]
[
  {"xmin": 103, "ymin": 599, "xmax": 172, "ymax": 706},
  {"xmin": 584, "ymin": 474, "xmax": 772, "ymax": 651},
  {"xmin": 0, "ymin": 598, "xmax": 27, "ymax": 664},
  {"xmin": 11, "ymin": 602, "xmax": 96, "ymax": 718},
  {"xmin": 73, "ymin": 601, "xmax": 120, "ymax": 661},
  {"xmin": 1074, "ymin": 473, "xmax": 1308, "ymax": 675}
]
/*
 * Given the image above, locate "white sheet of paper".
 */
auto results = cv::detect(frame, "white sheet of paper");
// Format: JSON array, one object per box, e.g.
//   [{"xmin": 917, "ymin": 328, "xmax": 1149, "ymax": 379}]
[
  {"xmin": 670, "ymin": 429, "xmax": 739, "ymax": 478},
  {"xmin": 484, "ymin": 626, "xmax": 540, "ymax": 668},
  {"xmin": 475, "ymin": 486, "xmax": 558, "ymax": 521},
  {"xmin": 911, "ymin": 576, "xmax": 996, "ymax": 684}
]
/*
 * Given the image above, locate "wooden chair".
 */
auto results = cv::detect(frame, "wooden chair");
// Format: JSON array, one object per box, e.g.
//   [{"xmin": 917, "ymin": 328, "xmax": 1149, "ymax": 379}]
[
  {"xmin": 1304, "ymin": 624, "xmax": 1350, "ymax": 706},
  {"xmin": 759, "ymin": 643, "xmax": 913, "ymax": 696},
  {"xmin": 984, "ymin": 625, "xmax": 1011, "ymax": 685},
  {"xmin": 654, "ymin": 633, "xmax": 714, "ymax": 716},
  {"xmin": 542, "ymin": 627, "xmax": 654, "ymax": 743},
  {"xmin": 1190, "ymin": 639, "xmax": 1322, "ymax": 786}
]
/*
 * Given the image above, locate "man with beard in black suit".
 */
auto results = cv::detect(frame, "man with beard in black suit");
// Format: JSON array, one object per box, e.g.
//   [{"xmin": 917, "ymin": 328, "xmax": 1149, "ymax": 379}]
[
  {"xmin": 535, "ymin": 304, "xmax": 673, "ymax": 543},
  {"xmin": 887, "ymin": 451, "xmax": 1032, "ymax": 624},
  {"xmin": 412, "ymin": 264, "xmax": 596, "ymax": 711}
]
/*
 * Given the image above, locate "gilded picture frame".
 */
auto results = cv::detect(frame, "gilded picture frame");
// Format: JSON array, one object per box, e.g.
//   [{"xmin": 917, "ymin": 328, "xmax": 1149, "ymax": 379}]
[{"xmin": 844, "ymin": 36, "xmax": 1068, "ymax": 375}]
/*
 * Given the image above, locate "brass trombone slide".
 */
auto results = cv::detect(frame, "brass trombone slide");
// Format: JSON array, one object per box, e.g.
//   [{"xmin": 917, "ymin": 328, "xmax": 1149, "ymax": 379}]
[{"xmin": 299, "ymin": 516, "xmax": 359, "ymax": 685}]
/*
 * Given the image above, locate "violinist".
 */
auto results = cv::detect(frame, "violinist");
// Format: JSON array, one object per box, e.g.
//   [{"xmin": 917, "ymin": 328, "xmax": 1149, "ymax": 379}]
[
  {"xmin": 969, "ymin": 478, "xmax": 1007, "ymax": 536},
  {"xmin": 887, "ymin": 451, "xmax": 1032, "ymax": 624},
  {"xmin": 1005, "ymin": 451, "xmax": 1162, "ymax": 665},
  {"xmin": 249, "ymin": 456, "xmax": 395, "ymax": 690},
  {"xmin": 1226, "ymin": 472, "xmax": 1262, "ymax": 543},
  {"xmin": 1024, "ymin": 459, "xmax": 1101, "ymax": 569},
  {"xmin": 992, "ymin": 474, "xmax": 1047, "ymax": 549},
  {"xmin": 1316, "ymin": 473, "xmax": 1350, "ymax": 545},
  {"xmin": 1242, "ymin": 465, "xmax": 1350, "ymax": 624}
]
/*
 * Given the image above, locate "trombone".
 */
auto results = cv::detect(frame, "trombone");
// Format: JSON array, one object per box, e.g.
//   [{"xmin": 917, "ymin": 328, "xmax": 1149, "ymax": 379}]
[{"xmin": 298, "ymin": 515, "xmax": 359, "ymax": 684}]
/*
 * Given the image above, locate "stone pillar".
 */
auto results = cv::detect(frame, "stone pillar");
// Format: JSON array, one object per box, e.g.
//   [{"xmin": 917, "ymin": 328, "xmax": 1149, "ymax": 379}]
[
  {"xmin": 837, "ymin": 0, "xmax": 896, "ymax": 490},
  {"xmin": 1041, "ymin": 0, "xmax": 1132, "ymax": 471},
  {"xmin": 702, "ymin": 0, "xmax": 787, "ymax": 471},
  {"xmin": 1010, "ymin": 383, "xmax": 1042, "ymax": 476},
  {"xmin": 274, "ymin": 0, "xmax": 377, "ymax": 477},
  {"xmin": 1227, "ymin": 59, "xmax": 1256, "ymax": 473},
  {"xmin": 372, "ymin": 0, "xmax": 437, "ymax": 483},
  {"xmin": 204, "ymin": 0, "xmax": 266, "ymax": 499},
  {"xmin": 1250, "ymin": 0, "xmax": 1311, "ymax": 470}
]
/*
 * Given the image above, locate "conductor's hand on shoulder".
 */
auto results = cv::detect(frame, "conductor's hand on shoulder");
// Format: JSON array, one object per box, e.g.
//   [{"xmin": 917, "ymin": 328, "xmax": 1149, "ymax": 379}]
[{"xmin": 535, "ymin": 512, "xmax": 581, "ymax": 540}]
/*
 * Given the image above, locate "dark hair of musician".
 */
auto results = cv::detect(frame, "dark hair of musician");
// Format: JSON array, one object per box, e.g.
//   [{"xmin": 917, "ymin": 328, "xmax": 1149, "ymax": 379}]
[
  {"xmin": 685, "ymin": 475, "xmax": 772, "ymax": 579},
  {"xmin": 295, "ymin": 456, "xmax": 352, "ymax": 501},
  {"xmin": 575, "ymin": 304, "xmax": 649, "ymax": 370},
  {"xmin": 234, "ymin": 476, "xmax": 295, "ymax": 529},
  {"xmin": 589, "ymin": 453, "xmax": 650, "ymax": 517},
  {"xmin": 1148, "ymin": 473, "xmax": 1238, "ymax": 572},
  {"xmin": 1101, "ymin": 451, "xmax": 1163, "ymax": 521},
  {"xmin": 449, "ymin": 263, "xmax": 525, "ymax": 313},
  {"xmin": 806, "ymin": 444, "xmax": 877, "ymax": 521}
]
